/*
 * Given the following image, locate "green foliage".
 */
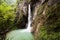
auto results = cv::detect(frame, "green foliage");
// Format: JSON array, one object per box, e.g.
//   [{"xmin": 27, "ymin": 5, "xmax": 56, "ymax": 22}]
[
  {"xmin": 38, "ymin": 3, "xmax": 60, "ymax": 40},
  {"xmin": 0, "ymin": 1, "xmax": 16, "ymax": 29},
  {"xmin": 45, "ymin": 3, "xmax": 60, "ymax": 32},
  {"xmin": 38, "ymin": 26, "xmax": 60, "ymax": 40},
  {"xmin": 37, "ymin": 3, "xmax": 47, "ymax": 16},
  {"xmin": 26, "ymin": 0, "xmax": 31, "ymax": 3}
]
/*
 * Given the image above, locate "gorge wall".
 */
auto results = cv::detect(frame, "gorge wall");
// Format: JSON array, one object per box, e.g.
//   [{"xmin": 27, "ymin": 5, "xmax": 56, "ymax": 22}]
[{"xmin": 15, "ymin": 0, "xmax": 60, "ymax": 40}]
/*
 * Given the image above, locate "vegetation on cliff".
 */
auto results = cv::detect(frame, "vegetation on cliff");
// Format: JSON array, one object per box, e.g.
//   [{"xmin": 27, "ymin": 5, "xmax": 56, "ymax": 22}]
[
  {"xmin": 37, "ymin": 2, "xmax": 60, "ymax": 40},
  {"xmin": 0, "ymin": 0, "xmax": 17, "ymax": 40},
  {"xmin": 0, "ymin": 0, "xmax": 60, "ymax": 40}
]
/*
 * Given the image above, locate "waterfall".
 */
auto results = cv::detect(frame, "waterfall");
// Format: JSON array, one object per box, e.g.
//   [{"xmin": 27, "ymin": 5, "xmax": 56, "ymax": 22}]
[
  {"xmin": 5, "ymin": 1, "xmax": 34, "ymax": 40},
  {"xmin": 18, "ymin": 4, "xmax": 32, "ymax": 32},
  {"xmin": 26, "ymin": 4, "xmax": 32, "ymax": 32},
  {"xmin": 5, "ymin": 4, "xmax": 34, "ymax": 40}
]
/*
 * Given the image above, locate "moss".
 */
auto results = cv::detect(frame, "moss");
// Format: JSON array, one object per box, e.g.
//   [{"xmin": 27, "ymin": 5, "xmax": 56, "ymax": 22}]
[
  {"xmin": 26, "ymin": 0, "xmax": 31, "ymax": 3},
  {"xmin": 37, "ymin": 3, "xmax": 47, "ymax": 16},
  {"xmin": 45, "ymin": 3, "xmax": 60, "ymax": 32},
  {"xmin": 38, "ymin": 2, "xmax": 60, "ymax": 40},
  {"xmin": 38, "ymin": 26, "xmax": 60, "ymax": 40}
]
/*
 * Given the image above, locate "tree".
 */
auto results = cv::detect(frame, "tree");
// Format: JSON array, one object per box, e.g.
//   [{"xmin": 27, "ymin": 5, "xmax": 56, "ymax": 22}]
[{"xmin": 0, "ymin": 0, "xmax": 16, "ymax": 40}]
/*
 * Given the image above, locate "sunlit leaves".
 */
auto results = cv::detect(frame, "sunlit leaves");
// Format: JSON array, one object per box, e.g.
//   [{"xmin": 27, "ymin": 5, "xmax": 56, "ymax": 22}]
[{"xmin": 0, "ymin": 0, "xmax": 16, "ymax": 28}]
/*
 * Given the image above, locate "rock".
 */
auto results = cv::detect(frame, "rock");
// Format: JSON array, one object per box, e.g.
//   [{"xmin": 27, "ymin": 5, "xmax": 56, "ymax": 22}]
[
  {"xmin": 31, "ymin": 0, "xmax": 60, "ymax": 40},
  {"xmin": 15, "ymin": 0, "xmax": 28, "ymax": 29}
]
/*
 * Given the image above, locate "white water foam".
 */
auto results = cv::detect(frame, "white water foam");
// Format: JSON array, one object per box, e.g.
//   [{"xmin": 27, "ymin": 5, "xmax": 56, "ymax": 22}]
[{"xmin": 26, "ymin": 4, "xmax": 32, "ymax": 32}]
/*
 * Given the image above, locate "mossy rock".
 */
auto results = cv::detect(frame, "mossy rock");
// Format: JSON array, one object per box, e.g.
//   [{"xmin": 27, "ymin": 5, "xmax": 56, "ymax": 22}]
[
  {"xmin": 38, "ymin": 2, "xmax": 60, "ymax": 40},
  {"xmin": 38, "ymin": 26, "xmax": 60, "ymax": 40}
]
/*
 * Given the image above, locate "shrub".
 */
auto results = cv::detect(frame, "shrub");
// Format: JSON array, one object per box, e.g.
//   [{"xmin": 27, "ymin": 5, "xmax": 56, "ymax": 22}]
[
  {"xmin": 0, "ymin": 1, "xmax": 16, "ymax": 30},
  {"xmin": 38, "ymin": 3, "xmax": 60, "ymax": 40}
]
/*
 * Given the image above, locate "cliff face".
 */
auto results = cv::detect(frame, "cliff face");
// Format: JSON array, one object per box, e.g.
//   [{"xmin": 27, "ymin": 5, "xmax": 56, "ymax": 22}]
[
  {"xmin": 31, "ymin": 0, "xmax": 60, "ymax": 40},
  {"xmin": 15, "ymin": 0, "xmax": 60, "ymax": 40},
  {"xmin": 15, "ymin": 0, "xmax": 28, "ymax": 29}
]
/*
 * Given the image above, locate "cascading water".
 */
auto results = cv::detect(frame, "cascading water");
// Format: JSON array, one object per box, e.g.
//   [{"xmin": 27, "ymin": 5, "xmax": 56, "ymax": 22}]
[
  {"xmin": 17, "ymin": 4, "xmax": 32, "ymax": 32},
  {"xmin": 26, "ymin": 4, "xmax": 32, "ymax": 32},
  {"xmin": 5, "ymin": 4, "xmax": 34, "ymax": 40}
]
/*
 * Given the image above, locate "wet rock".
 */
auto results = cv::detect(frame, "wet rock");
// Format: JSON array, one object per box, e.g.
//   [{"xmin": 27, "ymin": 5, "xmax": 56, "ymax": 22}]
[{"xmin": 15, "ymin": 0, "xmax": 28, "ymax": 29}]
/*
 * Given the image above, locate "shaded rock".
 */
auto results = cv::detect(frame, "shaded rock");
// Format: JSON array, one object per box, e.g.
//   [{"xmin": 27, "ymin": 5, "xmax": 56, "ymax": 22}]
[
  {"xmin": 15, "ymin": 0, "xmax": 28, "ymax": 29},
  {"xmin": 31, "ymin": 0, "xmax": 60, "ymax": 40}
]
